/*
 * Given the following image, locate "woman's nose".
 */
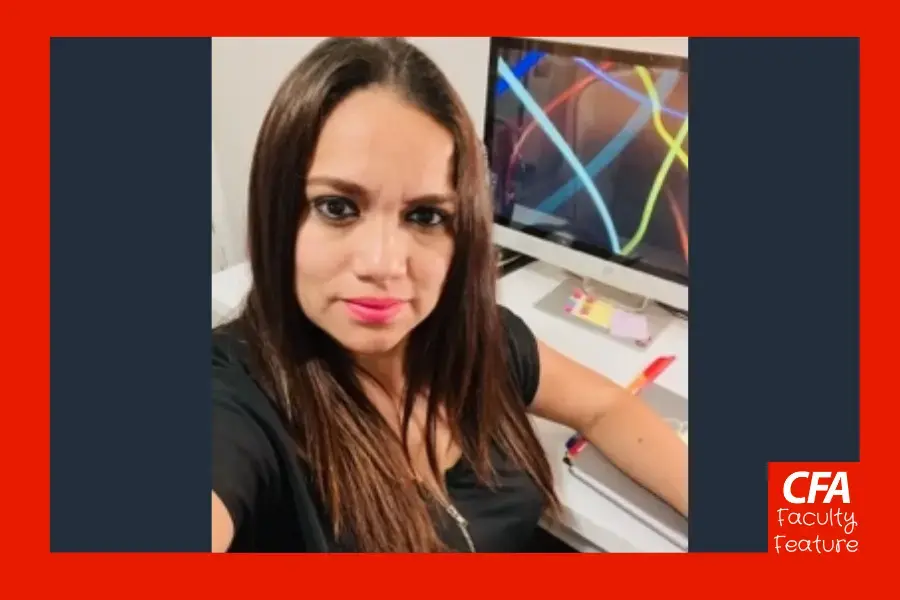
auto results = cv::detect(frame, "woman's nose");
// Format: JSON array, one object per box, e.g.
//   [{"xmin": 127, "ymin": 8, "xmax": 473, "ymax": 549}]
[{"xmin": 352, "ymin": 217, "xmax": 408, "ymax": 281}]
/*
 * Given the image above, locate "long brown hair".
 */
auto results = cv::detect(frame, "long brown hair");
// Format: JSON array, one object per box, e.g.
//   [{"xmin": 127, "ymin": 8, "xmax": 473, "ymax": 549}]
[{"xmin": 240, "ymin": 37, "xmax": 557, "ymax": 551}]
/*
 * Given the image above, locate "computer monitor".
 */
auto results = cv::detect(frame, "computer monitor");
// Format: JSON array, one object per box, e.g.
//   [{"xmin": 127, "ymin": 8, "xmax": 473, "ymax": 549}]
[{"xmin": 484, "ymin": 37, "xmax": 689, "ymax": 312}]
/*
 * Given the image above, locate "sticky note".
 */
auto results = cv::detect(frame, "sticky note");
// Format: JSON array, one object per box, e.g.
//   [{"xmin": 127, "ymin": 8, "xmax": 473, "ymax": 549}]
[
  {"xmin": 610, "ymin": 309, "xmax": 650, "ymax": 340},
  {"xmin": 565, "ymin": 294, "xmax": 614, "ymax": 329},
  {"xmin": 579, "ymin": 300, "xmax": 592, "ymax": 316},
  {"xmin": 584, "ymin": 300, "xmax": 613, "ymax": 328}
]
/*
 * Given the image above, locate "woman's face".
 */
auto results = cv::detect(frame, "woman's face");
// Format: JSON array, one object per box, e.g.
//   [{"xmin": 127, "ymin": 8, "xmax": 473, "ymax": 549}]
[{"xmin": 296, "ymin": 87, "xmax": 457, "ymax": 356}]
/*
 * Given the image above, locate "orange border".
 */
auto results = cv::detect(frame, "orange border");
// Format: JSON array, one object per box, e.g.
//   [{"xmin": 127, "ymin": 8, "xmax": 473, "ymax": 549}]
[{"xmin": 4, "ymin": 1, "xmax": 887, "ymax": 592}]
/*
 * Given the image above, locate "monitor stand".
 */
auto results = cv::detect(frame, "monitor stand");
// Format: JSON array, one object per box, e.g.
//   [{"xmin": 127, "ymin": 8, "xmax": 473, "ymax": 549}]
[
  {"xmin": 577, "ymin": 276, "xmax": 650, "ymax": 313},
  {"xmin": 533, "ymin": 273, "xmax": 677, "ymax": 351}
]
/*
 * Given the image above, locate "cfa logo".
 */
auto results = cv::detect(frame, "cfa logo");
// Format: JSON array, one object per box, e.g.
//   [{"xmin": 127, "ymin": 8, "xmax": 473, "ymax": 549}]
[{"xmin": 783, "ymin": 471, "xmax": 850, "ymax": 504}]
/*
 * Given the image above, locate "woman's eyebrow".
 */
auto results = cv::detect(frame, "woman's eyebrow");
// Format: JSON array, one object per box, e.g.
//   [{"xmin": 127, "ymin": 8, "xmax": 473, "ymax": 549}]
[
  {"xmin": 306, "ymin": 175, "xmax": 368, "ymax": 198},
  {"xmin": 404, "ymin": 194, "xmax": 457, "ymax": 207}
]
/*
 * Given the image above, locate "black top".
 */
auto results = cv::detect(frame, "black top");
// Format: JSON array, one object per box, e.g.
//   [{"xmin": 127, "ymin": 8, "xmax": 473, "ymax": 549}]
[{"xmin": 212, "ymin": 306, "xmax": 545, "ymax": 552}]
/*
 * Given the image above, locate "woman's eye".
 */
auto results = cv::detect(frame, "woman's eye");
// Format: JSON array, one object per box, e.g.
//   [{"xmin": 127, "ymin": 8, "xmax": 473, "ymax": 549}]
[
  {"xmin": 313, "ymin": 196, "xmax": 358, "ymax": 221},
  {"xmin": 406, "ymin": 207, "xmax": 448, "ymax": 228}
]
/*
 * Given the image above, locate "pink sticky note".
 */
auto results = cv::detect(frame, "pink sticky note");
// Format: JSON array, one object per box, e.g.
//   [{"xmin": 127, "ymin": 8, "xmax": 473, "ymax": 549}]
[{"xmin": 610, "ymin": 310, "xmax": 650, "ymax": 341}]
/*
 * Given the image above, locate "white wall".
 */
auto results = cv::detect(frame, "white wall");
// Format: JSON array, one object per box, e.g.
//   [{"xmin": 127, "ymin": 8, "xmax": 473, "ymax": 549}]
[
  {"xmin": 211, "ymin": 37, "xmax": 688, "ymax": 267},
  {"xmin": 211, "ymin": 139, "xmax": 236, "ymax": 272}
]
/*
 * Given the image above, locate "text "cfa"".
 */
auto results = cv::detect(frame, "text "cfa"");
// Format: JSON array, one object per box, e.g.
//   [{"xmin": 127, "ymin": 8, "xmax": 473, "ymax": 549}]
[{"xmin": 783, "ymin": 471, "xmax": 850, "ymax": 504}]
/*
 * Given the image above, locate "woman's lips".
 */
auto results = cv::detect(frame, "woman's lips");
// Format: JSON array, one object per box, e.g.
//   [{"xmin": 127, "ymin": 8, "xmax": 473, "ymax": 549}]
[{"xmin": 343, "ymin": 297, "xmax": 405, "ymax": 324}]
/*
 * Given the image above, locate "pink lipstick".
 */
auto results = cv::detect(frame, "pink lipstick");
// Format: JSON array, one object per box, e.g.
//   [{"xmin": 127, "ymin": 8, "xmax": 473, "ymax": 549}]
[{"xmin": 343, "ymin": 297, "xmax": 404, "ymax": 324}]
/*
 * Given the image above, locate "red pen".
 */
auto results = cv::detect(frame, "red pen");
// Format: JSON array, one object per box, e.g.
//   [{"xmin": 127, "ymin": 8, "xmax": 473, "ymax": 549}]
[
  {"xmin": 626, "ymin": 355, "xmax": 676, "ymax": 394},
  {"xmin": 564, "ymin": 355, "xmax": 677, "ymax": 460}
]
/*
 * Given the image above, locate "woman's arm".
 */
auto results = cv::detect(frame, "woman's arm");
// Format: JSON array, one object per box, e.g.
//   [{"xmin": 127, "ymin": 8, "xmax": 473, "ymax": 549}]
[
  {"xmin": 211, "ymin": 334, "xmax": 282, "ymax": 553},
  {"xmin": 528, "ymin": 340, "xmax": 688, "ymax": 516},
  {"xmin": 212, "ymin": 383, "xmax": 278, "ymax": 553}
]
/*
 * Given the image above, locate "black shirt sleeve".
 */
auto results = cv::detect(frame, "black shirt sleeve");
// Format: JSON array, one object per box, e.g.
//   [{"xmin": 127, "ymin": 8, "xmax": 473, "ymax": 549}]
[
  {"xmin": 499, "ymin": 305, "xmax": 542, "ymax": 407},
  {"xmin": 212, "ymin": 334, "xmax": 279, "ymax": 530}
]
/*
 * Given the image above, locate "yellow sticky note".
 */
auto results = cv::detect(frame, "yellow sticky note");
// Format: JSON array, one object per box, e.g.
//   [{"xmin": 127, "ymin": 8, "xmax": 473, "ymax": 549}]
[{"xmin": 584, "ymin": 300, "xmax": 613, "ymax": 328}]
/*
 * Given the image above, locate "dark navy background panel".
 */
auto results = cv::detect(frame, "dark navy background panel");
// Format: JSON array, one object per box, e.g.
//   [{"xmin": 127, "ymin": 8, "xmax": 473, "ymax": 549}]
[
  {"xmin": 690, "ymin": 37, "xmax": 859, "ymax": 552},
  {"xmin": 50, "ymin": 38, "xmax": 211, "ymax": 551}
]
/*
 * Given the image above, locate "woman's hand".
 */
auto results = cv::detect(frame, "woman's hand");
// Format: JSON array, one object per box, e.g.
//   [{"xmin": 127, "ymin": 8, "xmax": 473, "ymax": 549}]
[{"xmin": 212, "ymin": 492, "xmax": 235, "ymax": 552}]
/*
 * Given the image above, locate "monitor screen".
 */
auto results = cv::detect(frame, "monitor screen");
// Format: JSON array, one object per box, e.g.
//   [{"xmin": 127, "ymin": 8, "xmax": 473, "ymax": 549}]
[{"xmin": 485, "ymin": 38, "xmax": 689, "ymax": 286}]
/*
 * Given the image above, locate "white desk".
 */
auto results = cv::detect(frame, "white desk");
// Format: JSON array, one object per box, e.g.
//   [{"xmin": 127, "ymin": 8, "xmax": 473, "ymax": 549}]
[
  {"xmin": 211, "ymin": 260, "xmax": 688, "ymax": 553},
  {"xmin": 497, "ymin": 261, "xmax": 687, "ymax": 553}
]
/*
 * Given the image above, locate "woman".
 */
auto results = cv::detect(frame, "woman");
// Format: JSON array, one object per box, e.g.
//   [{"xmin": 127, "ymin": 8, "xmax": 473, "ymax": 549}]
[{"xmin": 212, "ymin": 37, "xmax": 687, "ymax": 553}]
